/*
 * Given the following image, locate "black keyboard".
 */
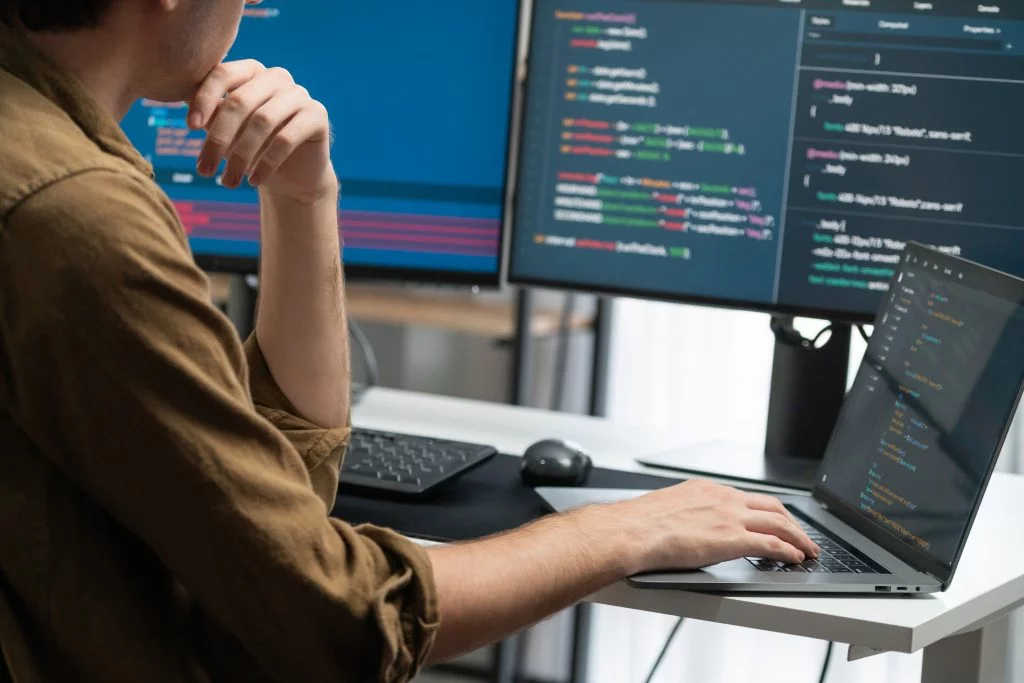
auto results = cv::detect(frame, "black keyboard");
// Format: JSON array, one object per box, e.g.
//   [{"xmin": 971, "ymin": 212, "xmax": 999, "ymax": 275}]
[
  {"xmin": 747, "ymin": 510, "xmax": 890, "ymax": 575},
  {"xmin": 340, "ymin": 428, "xmax": 498, "ymax": 495}
]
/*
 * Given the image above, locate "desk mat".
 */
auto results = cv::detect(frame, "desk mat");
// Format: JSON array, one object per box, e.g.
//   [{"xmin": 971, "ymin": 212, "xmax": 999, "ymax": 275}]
[{"xmin": 331, "ymin": 454, "xmax": 681, "ymax": 542}]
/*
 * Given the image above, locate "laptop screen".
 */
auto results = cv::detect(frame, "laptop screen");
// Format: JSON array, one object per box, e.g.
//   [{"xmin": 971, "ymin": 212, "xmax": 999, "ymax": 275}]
[{"xmin": 818, "ymin": 243, "xmax": 1024, "ymax": 571}]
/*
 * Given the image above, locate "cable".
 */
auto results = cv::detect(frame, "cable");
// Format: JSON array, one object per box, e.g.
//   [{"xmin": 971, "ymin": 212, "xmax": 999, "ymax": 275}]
[
  {"xmin": 348, "ymin": 317, "xmax": 380, "ymax": 388},
  {"xmin": 809, "ymin": 323, "xmax": 836, "ymax": 349},
  {"xmin": 642, "ymin": 618, "xmax": 685, "ymax": 683},
  {"xmin": 857, "ymin": 324, "xmax": 872, "ymax": 343},
  {"xmin": 818, "ymin": 641, "xmax": 835, "ymax": 683},
  {"xmin": 639, "ymin": 617, "xmax": 831, "ymax": 683},
  {"xmin": 770, "ymin": 316, "xmax": 836, "ymax": 350},
  {"xmin": 551, "ymin": 293, "xmax": 576, "ymax": 411}
]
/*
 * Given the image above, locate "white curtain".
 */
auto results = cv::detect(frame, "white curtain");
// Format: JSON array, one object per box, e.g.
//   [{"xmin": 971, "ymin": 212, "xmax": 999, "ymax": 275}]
[
  {"xmin": 1003, "ymin": 414, "xmax": 1024, "ymax": 683},
  {"xmin": 598, "ymin": 298, "xmax": 1024, "ymax": 683}
]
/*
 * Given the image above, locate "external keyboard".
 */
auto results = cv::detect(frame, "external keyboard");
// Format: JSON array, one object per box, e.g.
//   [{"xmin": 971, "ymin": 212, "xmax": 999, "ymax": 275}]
[
  {"xmin": 747, "ymin": 511, "xmax": 889, "ymax": 574},
  {"xmin": 340, "ymin": 428, "xmax": 498, "ymax": 495}
]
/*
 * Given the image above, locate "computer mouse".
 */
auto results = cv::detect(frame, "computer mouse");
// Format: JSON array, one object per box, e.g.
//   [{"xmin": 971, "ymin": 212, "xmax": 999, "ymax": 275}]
[{"xmin": 520, "ymin": 439, "xmax": 593, "ymax": 487}]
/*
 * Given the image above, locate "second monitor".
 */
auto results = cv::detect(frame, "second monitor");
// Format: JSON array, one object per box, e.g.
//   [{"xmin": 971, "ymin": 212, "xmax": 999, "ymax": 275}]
[
  {"xmin": 511, "ymin": 0, "xmax": 1024, "ymax": 321},
  {"xmin": 121, "ymin": 0, "xmax": 521, "ymax": 287}
]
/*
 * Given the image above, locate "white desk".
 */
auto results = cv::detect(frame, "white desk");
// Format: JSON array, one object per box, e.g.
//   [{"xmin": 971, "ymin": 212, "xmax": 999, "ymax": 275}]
[{"xmin": 354, "ymin": 388, "xmax": 1024, "ymax": 683}]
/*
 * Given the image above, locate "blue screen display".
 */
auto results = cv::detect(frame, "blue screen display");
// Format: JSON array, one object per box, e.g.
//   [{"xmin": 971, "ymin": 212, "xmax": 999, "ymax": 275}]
[{"xmin": 121, "ymin": 0, "xmax": 519, "ymax": 282}]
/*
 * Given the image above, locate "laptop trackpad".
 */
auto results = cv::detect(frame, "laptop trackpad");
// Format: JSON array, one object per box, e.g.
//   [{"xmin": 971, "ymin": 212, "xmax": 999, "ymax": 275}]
[{"xmin": 533, "ymin": 487, "xmax": 652, "ymax": 511}]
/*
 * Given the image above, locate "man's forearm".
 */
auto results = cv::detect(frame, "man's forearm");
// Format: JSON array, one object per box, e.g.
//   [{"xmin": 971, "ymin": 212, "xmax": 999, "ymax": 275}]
[
  {"xmin": 426, "ymin": 505, "xmax": 642, "ymax": 662},
  {"xmin": 255, "ymin": 186, "xmax": 350, "ymax": 428},
  {"xmin": 425, "ymin": 478, "xmax": 822, "ymax": 661}
]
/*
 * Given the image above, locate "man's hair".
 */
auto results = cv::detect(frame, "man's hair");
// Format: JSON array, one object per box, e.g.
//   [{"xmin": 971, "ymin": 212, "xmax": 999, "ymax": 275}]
[{"xmin": 0, "ymin": 0, "xmax": 114, "ymax": 31}]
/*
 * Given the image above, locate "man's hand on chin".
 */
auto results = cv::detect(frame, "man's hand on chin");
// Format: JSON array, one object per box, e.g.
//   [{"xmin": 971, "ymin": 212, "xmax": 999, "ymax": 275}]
[{"xmin": 187, "ymin": 59, "xmax": 337, "ymax": 205}]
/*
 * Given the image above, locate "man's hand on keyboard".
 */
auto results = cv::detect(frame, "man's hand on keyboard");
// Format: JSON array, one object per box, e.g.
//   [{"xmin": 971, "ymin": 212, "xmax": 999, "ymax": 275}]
[
  {"xmin": 611, "ymin": 479, "xmax": 822, "ymax": 573},
  {"xmin": 426, "ymin": 478, "xmax": 821, "ymax": 661}
]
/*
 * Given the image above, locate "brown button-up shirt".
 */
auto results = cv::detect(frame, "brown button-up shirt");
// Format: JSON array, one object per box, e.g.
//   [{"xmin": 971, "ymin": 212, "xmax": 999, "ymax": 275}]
[{"xmin": 0, "ymin": 23, "xmax": 438, "ymax": 683}]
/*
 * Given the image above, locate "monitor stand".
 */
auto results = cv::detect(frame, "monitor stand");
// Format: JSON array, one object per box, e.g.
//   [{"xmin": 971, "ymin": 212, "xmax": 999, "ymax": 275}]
[
  {"xmin": 225, "ymin": 274, "xmax": 257, "ymax": 338},
  {"xmin": 637, "ymin": 316, "xmax": 851, "ymax": 491}
]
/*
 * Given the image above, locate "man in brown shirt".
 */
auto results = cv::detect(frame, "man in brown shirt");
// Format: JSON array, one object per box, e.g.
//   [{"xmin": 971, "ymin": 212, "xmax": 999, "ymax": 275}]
[{"xmin": 0, "ymin": 1, "xmax": 819, "ymax": 681}]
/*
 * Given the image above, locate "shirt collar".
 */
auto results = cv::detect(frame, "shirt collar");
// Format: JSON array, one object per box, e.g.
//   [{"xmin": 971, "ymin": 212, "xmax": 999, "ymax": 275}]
[{"xmin": 0, "ymin": 22, "xmax": 153, "ymax": 177}]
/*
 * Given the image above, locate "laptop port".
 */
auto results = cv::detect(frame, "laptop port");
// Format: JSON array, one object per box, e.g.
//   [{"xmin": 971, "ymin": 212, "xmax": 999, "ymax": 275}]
[
  {"xmin": 897, "ymin": 587, "xmax": 908, "ymax": 592},
  {"xmin": 875, "ymin": 586, "xmax": 892, "ymax": 592}
]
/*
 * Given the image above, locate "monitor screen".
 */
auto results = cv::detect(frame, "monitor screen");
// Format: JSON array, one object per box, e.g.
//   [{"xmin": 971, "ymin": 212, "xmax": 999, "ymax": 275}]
[
  {"xmin": 818, "ymin": 243, "xmax": 1024, "ymax": 573},
  {"xmin": 510, "ymin": 0, "xmax": 1024, "ymax": 320},
  {"xmin": 121, "ymin": 0, "xmax": 520, "ymax": 286}
]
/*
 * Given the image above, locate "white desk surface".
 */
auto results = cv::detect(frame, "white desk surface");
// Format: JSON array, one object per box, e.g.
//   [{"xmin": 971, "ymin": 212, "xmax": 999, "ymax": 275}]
[{"xmin": 352, "ymin": 387, "xmax": 1024, "ymax": 655}]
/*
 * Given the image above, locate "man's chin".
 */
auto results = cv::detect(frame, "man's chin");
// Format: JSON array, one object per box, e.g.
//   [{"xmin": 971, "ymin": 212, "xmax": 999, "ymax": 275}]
[{"xmin": 140, "ymin": 78, "xmax": 207, "ymax": 110}]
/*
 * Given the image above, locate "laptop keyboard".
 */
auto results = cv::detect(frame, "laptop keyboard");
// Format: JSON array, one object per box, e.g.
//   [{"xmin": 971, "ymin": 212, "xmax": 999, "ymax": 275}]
[{"xmin": 746, "ymin": 511, "xmax": 890, "ymax": 574}]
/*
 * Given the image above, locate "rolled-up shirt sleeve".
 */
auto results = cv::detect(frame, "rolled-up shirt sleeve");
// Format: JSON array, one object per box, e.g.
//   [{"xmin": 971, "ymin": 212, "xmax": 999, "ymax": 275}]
[
  {"xmin": 0, "ymin": 170, "xmax": 439, "ymax": 683},
  {"xmin": 242, "ymin": 334, "xmax": 350, "ymax": 507},
  {"xmin": 241, "ymin": 338, "xmax": 437, "ymax": 681}
]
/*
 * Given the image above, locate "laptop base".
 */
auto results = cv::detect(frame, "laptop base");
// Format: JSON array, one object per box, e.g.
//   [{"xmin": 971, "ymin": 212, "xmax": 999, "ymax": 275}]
[{"xmin": 535, "ymin": 488, "xmax": 941, "ymax": 595}]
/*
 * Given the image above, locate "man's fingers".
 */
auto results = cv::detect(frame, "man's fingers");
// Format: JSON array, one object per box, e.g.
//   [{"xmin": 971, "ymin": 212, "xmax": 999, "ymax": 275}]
[
  {"xmin": 745, "ymin": 532, "xmax": 806, "ymax": 565},
  {"xmin": 744, "ymin": 511, "xmax": 817, "ymax": 560},
  {"xmin": 196, "ymin": 70, "xmax": 294, "ymax": 178},
  {"xmin": 221, "ymin": 89, "xmax": 309, "ymax": 188},
  {"xmin": 743, "ymin": 493, "xmax": 815, "ymax": 548},
  {"xmin": 743, "ymin": 492, "xmax": 819, "ymax": 553},
  {"xmin": 743, "ymin": 492, "xmax": 792, "ymax": 519},
  {"xmin": 188, "ymin": 59, "xmax": 265, "ymax": 130},
  {"xmin": 249, "ymin": 104, "xmax": 327, "ymax": 187}
]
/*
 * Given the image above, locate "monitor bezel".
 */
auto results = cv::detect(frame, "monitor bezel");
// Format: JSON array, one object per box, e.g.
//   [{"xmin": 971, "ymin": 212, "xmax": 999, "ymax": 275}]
[
  {"xmin": 505, "ymin": 273, "xmax": 878, "ymax": 324},
  {"xmin": 194, "ymin": 252, "xmax": 507, "ymax": 288},
  {"xmin": 812, "ymin": 242, "xmax": 1024, "ymax": 589},
  {"xmin": 190, "ymin": 0, "xmax": 525, "ymax": 289}
]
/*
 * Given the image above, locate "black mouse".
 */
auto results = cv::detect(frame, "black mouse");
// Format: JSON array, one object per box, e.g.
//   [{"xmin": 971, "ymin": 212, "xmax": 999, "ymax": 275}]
[{"xmin": 520, "ymin": 439, "xmax": 593, "ymax": 487}]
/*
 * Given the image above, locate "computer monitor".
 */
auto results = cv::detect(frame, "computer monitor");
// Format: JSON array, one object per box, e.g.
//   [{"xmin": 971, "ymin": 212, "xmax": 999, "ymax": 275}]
[
  {"xmin": 510, "ymin": 0, "xmax": 1024, "ymax": 322},
  {"xmin": 121, "ymin": 0, "xmax": 520, "ymax": 287}
]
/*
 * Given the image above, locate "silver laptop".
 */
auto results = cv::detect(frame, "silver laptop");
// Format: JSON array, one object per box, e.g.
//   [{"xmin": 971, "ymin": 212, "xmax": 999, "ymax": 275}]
[{"xmin": 538, "ymin": 243, "xmax": 1024, "ymax": 594}]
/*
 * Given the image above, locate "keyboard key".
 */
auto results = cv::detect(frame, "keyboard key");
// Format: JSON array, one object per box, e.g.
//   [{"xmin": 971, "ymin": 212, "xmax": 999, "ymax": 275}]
[
  {"xmin": 746, "ymin": 558, "xmax": 779, "ymax": 571},
  {"xmin": 785, "ymin": 508, "xmax": 894, "ymax": 576}
]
